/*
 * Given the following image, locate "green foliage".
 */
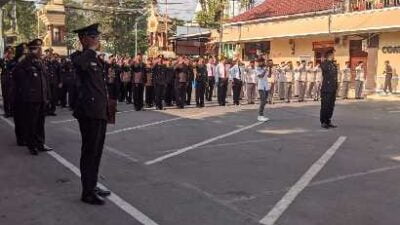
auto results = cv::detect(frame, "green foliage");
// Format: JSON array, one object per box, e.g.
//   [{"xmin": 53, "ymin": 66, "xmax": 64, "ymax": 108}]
[
  {"xmin": 3, "ymin": 1, "xmax": 37, "ymax": 43},
  {"xmin": 65, "ymin": 0, "xmax": 148, "ymax": 55}
]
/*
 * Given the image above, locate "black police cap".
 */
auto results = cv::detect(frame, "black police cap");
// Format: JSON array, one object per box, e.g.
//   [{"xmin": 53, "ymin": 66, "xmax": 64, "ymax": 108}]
[
  {"xmin": 28, "ymin": 39, "xmax": 43, "ymax": 48},
  {"xmin": 73, "ymin": 23, "xmax": 101, "ymax": 37}
]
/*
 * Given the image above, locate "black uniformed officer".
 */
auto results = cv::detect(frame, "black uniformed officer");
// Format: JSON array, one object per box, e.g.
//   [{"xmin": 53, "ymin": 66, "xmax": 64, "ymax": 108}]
[
  {"xmin": 13, "ymin": 39, "xmax": 53, "ymax": 155},
  {"xmin": 45, "ymin": 53, "xmax": 61, "ymax": 116},
  {"xmin": 59, "ymin": 57, "xmax": 76, "ymax": 109},
  {"xmin": 72, "ymin": 23, "xmax": 111, "ymax": 205},
  {"xmin": 320, "ymin": 50, "xmax": 338, "ymax": 129},
  {"xmin": 195, "ymin": 58, "xmax": 208, "ymax": 108},
  {"xmin": 153, "ymin": 57, "xmax": 167, "ymax": 110},
  {"xmin": 185, "ymin": 58, "xmax": 194, "ymax": 105},
  {"xmin": 164, "ymin": 58, "xmax": 175, "ymax": 106},
  {"xmin": 1, "ymin": 46, "xmax": 14, "ymax": 117},
  {"xmin": 174, "ymin": 57, "xmax": 188, "ymax": 109},
  {"xmin": 11, "ymin": 43, "xmax": 28, "ymax": 146},
  {"xmin": 132, "ymin": 54, "xmax": 146, "ymax": 111}
]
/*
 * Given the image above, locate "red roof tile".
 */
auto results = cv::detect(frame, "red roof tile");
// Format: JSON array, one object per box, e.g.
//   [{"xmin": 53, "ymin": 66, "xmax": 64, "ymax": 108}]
[{"xmin": 229, "ymin": 0, "xmax": 343, "ymax": 23}]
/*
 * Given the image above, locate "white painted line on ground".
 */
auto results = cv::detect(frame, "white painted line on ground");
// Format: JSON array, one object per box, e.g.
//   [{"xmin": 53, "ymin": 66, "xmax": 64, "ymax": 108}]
[
  {"xmin": 145, "ymin": 121, "xmax": 265, "ymax": 165},
  {"xmin": 50, "ymin": 109, "xmax": 138, "ymax": 124},
  {"xmin": 106, "ymin": 117, "xmax": 182, "ymax": 135},
  {"xmin": 105, "ymin": 145, "xmax": 140, "ymax": 162},
  {"xmin": 106, "ymin": 112, "xmax": 208, "ymax": 136},
  {"xmin": 308, "ymin": 165, "xmax": 400, "ymax": 187},
  {"xmin": 389, "ymin": 111, "xmax": 400, "ymax": 113},
  {"xmin": 259, "ymin": 136, "xmax": 347, "ymax": 225},
  {"xmin": 0, "ymin": 109, "xmax": 159, "ymax": 225}
]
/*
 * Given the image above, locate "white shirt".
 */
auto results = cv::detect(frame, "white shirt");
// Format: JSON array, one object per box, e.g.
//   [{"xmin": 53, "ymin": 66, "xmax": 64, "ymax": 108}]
[
  {"xmin": 306, "ymin": 66, "xmax": 316, "ymax": 82},
  {"xmin": 244, "ymin": 66, "xmax": 257, "ymax": 84},
  {"xmin": 206, "ymin": 63, "xmax": 216, "ymax": 77},
  {"xmin": 299, "ymin": 65, "xmax": 307, "ymax": 82},
  {"xmin": 355, "ymin": 65, "xmax": 365, "ymax": 81},
  {"xmin": 342, "ymin": 67, "xmax": 351, "ymax": 82},
  {"xmin": 315, "ymin": 66, "xmax": 323, "ymax": 82},
  {"xmin": 215, "ymin": 63, "xmax": 227, "ymax": 79},
  {"xmin": 257, "ymin": 67, "xmax": 270, "ymax": 91},
  {"xmin": 229, "ymin": 64, "xmax": 244, "ymax": 81},
  {"xmin": 285, "ymin": 66, "xmax": 294, "ymax": 83}
]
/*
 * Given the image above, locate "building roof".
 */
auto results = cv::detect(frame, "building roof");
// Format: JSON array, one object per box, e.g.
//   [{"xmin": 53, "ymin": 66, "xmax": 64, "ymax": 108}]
[{"xmin": 229, "ymin": 0, "xmax": 343, "ymax": 23}]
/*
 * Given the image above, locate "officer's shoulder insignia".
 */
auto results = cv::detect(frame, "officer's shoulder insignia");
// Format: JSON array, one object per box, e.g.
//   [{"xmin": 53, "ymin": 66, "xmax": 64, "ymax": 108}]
[{"xmin": 90, "ymin": 62, "xmax": 97, "ymax": 66}]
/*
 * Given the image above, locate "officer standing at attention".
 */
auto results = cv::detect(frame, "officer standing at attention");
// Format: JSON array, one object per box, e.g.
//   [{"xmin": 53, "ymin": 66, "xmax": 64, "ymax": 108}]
[
  {"xmin": 320, "ymin": 50, "xmax": 338, "ymax": 129},
  {"xmin": 72, "ymin": 24, "xmax": 111, "ymax": 205},
  {"xmin": 13, "ymin": 39, "xmax": 53, "ymax": 155}
]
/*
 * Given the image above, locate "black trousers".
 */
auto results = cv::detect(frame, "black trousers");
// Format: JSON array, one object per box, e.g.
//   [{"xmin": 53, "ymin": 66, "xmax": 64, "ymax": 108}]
[
  {"xmin": 320, "ymin": 92, "xmax": 336, "ymax": 125},
  {"xmin": 165, "ymin": 83, "xmax": 175, "ymax": 106},
  {"xmin": 78, "ymin": 118, "xmax": 107, "ymax": 197},
  {"xmin": 126, "ymin": 83, "xmax": 133, "ymax": 104},
  {"xmin": 176, "ymin": 82, "xmax": 186, "ymax": 108},
  {"xmin": 206, "ymin": 77, "xmax": 215, "ymax": 101},
  {"xmin": 232, "ymin": 81, "xmax": 243, "ymax": 105},
  {"xmin": 217, "ymin": 79, "xmax": 228, "ymax": 106},
  {"xmin": 145, "ymin": 86, "xmax": 155, "ymax": 107},
  {"xmin": 13, "ymin": 100, "xmax": 26, "ymax": 145},
  {"xmin": 154, "ymin": 84, "xmax": 165, "ymax": 110},
  {"xmin": 119, "ymin": 82, "xmax": 129, "ymax": 102},
  {"xmin": 186, "ymin": 83, "xmax": 192, "ymax": 105},
  {"xmin": 48, "ymin": 83, "xmax": 58, "ymax": 114},
  {"xmin": 133, "ymin": 83, "xmax": 144, "ymax": 110},
  {"xmin": 60, "ymin": 83, "xmax": 76, "ymax": 108},
  {"xmin": 26, "ymin": 102, "xmax": 46, "ymax": 150},
  {"xmin": 196, "ymin": 83, "xmax": 206, "ymax": 106}
]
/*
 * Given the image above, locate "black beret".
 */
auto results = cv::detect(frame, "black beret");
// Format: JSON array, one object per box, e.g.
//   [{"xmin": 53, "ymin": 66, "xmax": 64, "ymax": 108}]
[
  {"xmin": 73, "ymin": 23, "xmax": 101, "ymax": 37},
  {"xmin": 28, "ymin": 39, "xmax": 43, "ymax": 48}
]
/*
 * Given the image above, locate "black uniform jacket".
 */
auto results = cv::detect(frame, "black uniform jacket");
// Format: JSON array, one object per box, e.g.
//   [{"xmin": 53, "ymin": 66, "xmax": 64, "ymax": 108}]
[
  {"xmin": 13, "ymin": 55, "xmax": 48, "ymax": 103},
  {"xmin": 321, "ymin": 60, "xmax": 338, "ymax": 93},
  {"xmin": 73, "ymin": 49, "xmax": 108, "ymax": 120}
]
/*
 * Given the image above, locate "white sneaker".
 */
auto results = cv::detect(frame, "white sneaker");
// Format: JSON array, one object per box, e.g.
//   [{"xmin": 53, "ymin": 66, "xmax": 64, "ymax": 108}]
[{"xmin": 257, "ymin": 116, "xmax": 269, "ymax": 122}]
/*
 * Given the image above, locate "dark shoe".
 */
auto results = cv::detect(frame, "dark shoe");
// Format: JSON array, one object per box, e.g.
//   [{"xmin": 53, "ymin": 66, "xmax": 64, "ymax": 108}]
[
  {"xmin": 321, "ymin": 124, "xmax": 330, "ymax": 129},
  {"xmin": 81, "ymin": 193, "xmax": 105, "ymax": 205},
  {"xmin": 48, "ymin": 112, "xmax": 57, "ymax": 116},
  {"xmin": 328, "ymin": 124, "xmax": 337, "ymax": 128},
  {"xmin": 94, "ymin": 187, "xmax": 111, "ymax": 197},
  {"xmin": 17, "ymin": 140, "xmax": 26, "ymax": 146},
  {"xmin": 38, "ymin": 146, "xmax": 53, "ymax": 152},
  {"xmin": 29, "ymin": 148, "xmax": 39, "ymax": 155}
]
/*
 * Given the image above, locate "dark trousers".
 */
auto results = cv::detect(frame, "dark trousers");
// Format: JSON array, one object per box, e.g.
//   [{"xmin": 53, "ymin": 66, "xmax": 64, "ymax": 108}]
[
  {"xmin": 196, "ymin": 83, "xmax": 206, "ymax": 106},
  {"xmin": 13, "ymin": 100, "xmax": 26, "ymax": 145},
  {"xmin": 232, "ymin": 80, "xmax": 242, "ymax": 105},
  {"xmin": 259, "ymin": 90, "xmax": 269, "ymax": 116},
  {"xmin": 218, "ymin": 79, "xmax": 228, "ymax": 106},
  {"xmin": 126, "ymin": 83, "xmax": 133, "ymax": 103},
  {"xmin": 60, "ymin": 83, "xmax": 76, "ymax": 108},
  {"xmin": 155, "ymin": 84, "xmax": 165, "ymax": 110},
  {"xmin": 145, "ymin": 86, "xmax": 155, "ymax": 107},
  {"xmin": 133, "ymin": 83, "xmax": 144, "ymax": 110},
  {"xmin": 186, "ymin": 83, "xmax": 192, "ymax": 105},
  {"xmin": 78, "ymin": 118, "xmax": 107, "ymax": 197},
  {"xmin": 206, "ymin": 77, "xmax": 215, "ymax": 101},
  {"xmin": 176, "ymin": 83, "xmax": 186, "ymax": 108},
  {"xmin": 48, "ymin": 83, "xmax": 58, "ymax": 114},
  {"xmin": 26, "ymin": 102, "xmax": 46, "ymax": 150},
  {"xmin": 384, "ymin": 76, "xmax": 393, "ymax": 93},
  {"xmin": 165, "ymin": 83, "xmax": 175, "ymax": 106},
  {"xmin": 119, "ymin": 82, "xmax": 129, "ymax": 102},
  {"xmin": 1, "ymin": 78, "xmax": 11, "ymax": 116},
  {"xmin": 320, "ymin": 92, "xmax": 336, "ymax": 125}
]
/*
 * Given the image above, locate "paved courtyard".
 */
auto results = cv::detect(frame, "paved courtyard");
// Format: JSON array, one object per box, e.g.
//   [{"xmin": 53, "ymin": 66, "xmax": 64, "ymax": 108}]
[{"xmin": 1, "ymin": 99, "xmax": 400, "ymax": 225}]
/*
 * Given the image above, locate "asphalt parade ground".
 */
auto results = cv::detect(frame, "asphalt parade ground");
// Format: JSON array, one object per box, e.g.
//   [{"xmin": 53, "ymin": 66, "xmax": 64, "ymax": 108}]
[{"xmin": 1, "ymin": 98, "xmax": 400, "ymax": 225}]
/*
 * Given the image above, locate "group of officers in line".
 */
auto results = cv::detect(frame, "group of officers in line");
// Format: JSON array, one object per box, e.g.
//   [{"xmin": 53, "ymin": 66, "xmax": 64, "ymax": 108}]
[{"xmin": 1, "ymin": 22, "xmax": 392, "ymax": 206}]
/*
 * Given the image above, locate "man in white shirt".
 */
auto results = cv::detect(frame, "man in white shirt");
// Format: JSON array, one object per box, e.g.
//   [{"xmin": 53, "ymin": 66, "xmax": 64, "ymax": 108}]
[
  {"xmin": 245, "ymin": 60, "xmax": 257, "ymax": 104},
  {"xmin": 229, "ymin": 60, "xmax": 244, "ymax": 106},
  {"xmin": 278, "ymin": 62, "xmax": 286, "ymax": 100},
  {"xmin": 298, "ymin": 60, "xmax": 307, "ymax": 102},
  {"xmin": 206, "ymin": 58, "xmax": 216, "ymax": 101},
  {"xmin": 306, "ymin": 62, "xmax": 316, "ymax": 99},
  {"xmin": 294, "ymin": 61, "xmax": 301, "ymax": 97},
  {"xmin": 284, "ymin": 61, "xmax": 294, "ymax": 103},
  {"xmin": 215, "ymin": 58, "xmax": 228, "ymax": 106},
  {"xmin": 341, "ymin": 61, "xmax": 351, "ymax": 99},
  {"xmin": 257, "ymin": 59, "xmax": 272, "ymax": 122},
  {"xmin": 313, "ymin": 63, "xmax": 323, "ymax": 101},
  {"xmin": 354, "ymin": 61, "xmax": 366, "ymax": 99}
]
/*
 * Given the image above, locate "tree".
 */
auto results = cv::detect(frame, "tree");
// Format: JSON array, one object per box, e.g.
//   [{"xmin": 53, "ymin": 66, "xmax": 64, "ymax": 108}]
[
  {"xmin": 2, "ymin": 1, "xmax": 37, "ymax": 43},
  {"xmin": 196, "ymin": 0, "xmax": 255, "ymax": 28}
]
